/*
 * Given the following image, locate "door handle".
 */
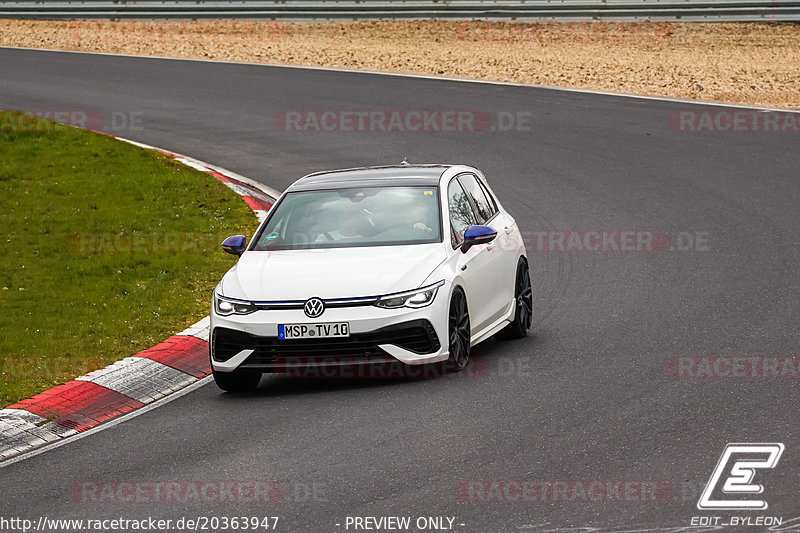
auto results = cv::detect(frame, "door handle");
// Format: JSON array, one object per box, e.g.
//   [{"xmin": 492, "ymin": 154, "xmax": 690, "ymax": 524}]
[
  {"xmin": 504, "ymin": 226, "xmax": 513, "ymax": 235},
  {"xmin": 460, "ymin": 264, "xmax": 467, "ymax": 271}
]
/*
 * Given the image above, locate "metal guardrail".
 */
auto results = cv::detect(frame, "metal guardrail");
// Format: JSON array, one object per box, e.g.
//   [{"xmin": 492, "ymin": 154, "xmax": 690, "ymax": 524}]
[{"xmin": 1, "ymin": 0, "xmax": 799, "ymax": 21}]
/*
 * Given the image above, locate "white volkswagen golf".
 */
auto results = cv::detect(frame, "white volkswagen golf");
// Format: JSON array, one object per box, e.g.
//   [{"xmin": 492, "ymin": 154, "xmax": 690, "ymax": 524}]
[{"xmin": 210, "ymin": 164, "xmax": 532, "ymax": 391}]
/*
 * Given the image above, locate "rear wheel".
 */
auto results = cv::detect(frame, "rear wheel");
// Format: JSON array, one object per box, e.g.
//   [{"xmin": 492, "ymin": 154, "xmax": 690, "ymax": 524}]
[
  {"xmin": 212, "ymin": 368, "xmax": 262, "ymax": 392},
  {"xmin": 497, "ymin": 258, "xmax": 533, "ymax": 339},
  {"xmin": 447, "ymin": 289, "xmax": 471, "ymax": 370}
]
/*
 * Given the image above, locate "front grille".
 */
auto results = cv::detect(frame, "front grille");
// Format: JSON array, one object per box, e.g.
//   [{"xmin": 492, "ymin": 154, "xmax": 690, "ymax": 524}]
[
  {"xmin": 251, "ymin": 296, "xmax": 378, "ymax": 311},
  {"xmin": 212, "ymin": 319, "xmax": 440, "ymax": 368}
]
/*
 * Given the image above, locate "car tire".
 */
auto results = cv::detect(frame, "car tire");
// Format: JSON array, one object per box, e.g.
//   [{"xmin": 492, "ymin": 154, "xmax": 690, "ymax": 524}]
[
  {"xmin": 447, "ymin": 288, "xmax": 471, "ymax": 370},
  {"xmin": 212, "ymin": 368, "xmax": 262, "ymax": 392},
  {"xmin": 496, "ymin": 258, "xmax": 533, "ymax": 340}
]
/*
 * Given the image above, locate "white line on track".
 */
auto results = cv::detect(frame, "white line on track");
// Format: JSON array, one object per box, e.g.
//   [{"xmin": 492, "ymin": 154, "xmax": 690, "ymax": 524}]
[
  {"xmin": 0, "ymin": 376, "xmax": 213, "ymax": 469},
  {"xmin": 2, "ymin": 45, "xmax": 799, "ymax": 113}
]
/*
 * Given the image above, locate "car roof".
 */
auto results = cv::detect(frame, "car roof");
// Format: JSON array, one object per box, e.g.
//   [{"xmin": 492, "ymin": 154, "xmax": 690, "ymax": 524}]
[{"xmin": 288, "ymin": 164, "xmax": 451, "ymax": 191}]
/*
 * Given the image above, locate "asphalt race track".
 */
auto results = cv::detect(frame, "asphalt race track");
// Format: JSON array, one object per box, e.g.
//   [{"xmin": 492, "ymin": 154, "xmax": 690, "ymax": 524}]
[{"xmin": 1, "ymin": 48, "xmax": 798, "ymax": 532}]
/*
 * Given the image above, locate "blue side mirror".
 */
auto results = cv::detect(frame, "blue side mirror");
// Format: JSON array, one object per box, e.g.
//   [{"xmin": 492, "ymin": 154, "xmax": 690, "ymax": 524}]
[
  {"xmin": 222, "ymin": 235, "xmax": 247, "ymax": 256},
  {"xmin": 461, "ymin": 225, "xmax": 497, "ymax": 253}
]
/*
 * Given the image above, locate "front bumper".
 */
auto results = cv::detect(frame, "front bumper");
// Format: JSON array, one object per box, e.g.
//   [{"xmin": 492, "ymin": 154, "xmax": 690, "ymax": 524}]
[{"xmin": 210, "ymin": 295, "xmax": 450, "ymax": 372}]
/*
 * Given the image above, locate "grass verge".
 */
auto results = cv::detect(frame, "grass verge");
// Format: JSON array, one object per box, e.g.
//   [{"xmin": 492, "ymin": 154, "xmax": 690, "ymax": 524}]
[{"xmin": 0, "ymin": 111, "xmax": 259, "ymax": 407}]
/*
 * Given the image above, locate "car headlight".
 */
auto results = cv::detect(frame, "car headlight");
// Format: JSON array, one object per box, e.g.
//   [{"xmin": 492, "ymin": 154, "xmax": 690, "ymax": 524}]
[
  {"xmin": 374, "ymin": 280, "xmax": 445, "ymax": 309},
  {"xmin": 214, "ymin": 294, "xmax": 257, "ymax": 316}
]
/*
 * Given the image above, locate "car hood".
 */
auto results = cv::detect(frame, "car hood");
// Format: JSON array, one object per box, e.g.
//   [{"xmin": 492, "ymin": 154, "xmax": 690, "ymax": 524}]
[{"xmin": 219, "ymin": 243, "xmax": 447, "ymax": 300}]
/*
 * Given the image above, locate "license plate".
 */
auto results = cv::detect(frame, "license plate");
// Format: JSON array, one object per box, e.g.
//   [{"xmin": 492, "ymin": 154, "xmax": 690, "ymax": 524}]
[{"xmin": 278, "ymin": 322, "xmax": 350, "ymax": 339}]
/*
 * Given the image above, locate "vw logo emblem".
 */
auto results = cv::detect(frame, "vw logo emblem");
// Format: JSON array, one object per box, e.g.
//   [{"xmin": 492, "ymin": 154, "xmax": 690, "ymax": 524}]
[{"xmin": 304, "ymin": 297, "xmax": 325, "ymax": 318}]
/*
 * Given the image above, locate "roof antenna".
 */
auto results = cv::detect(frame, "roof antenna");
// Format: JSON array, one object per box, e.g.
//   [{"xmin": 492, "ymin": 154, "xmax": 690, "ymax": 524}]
[{"xmin": 400, "ymin": 157, "xmax": 410, "ymax": 166}]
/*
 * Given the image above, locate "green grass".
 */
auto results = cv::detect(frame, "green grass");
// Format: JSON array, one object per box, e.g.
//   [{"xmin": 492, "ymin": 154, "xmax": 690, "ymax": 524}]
[{"xmin": 0, "ymin": 111, "xmax": 259, "ymax": 407}]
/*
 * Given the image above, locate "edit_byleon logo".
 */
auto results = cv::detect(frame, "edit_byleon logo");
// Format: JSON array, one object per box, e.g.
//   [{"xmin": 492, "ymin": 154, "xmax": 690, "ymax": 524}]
[{"xmin": 697, "ymin": 443, "xmax": 784, "ymax": 510}]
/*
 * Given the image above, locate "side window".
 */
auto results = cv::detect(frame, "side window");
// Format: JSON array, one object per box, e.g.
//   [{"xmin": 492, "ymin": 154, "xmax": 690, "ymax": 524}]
[
  {"xmin": 459, "ymin": 174, "xmax": 495, "ymax": 224},
  {"xmin": 448, "ymin": 178, "xmax": 478, "ymax": 247},
  {"xmin": 476, "ymin": 177, "xmax": 499, "ymax": 217}
]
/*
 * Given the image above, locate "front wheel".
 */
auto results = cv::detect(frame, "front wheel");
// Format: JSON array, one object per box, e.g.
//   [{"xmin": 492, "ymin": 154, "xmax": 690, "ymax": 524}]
[
  {"xmin": 496, "ymin": 258, "xmax": 533, "ymax": 340},
  {"xmin": 212, "ymin": 368, "xmax": 262, "ymax": 392},
  {"xmin": 447, "ymin": 289, "xmax": 471, "ymax": 370}
]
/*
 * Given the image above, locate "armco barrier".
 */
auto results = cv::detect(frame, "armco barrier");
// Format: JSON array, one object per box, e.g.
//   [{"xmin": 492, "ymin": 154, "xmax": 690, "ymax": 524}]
[{"xmin": 1, "ymin": 0, "xmax": 799, "ymax": 21}]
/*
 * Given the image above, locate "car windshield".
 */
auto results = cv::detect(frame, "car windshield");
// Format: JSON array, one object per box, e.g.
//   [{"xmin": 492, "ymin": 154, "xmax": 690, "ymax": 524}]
[{"xmin": 251, "ymin": 186, "xmax": 442, "ymax": 250}]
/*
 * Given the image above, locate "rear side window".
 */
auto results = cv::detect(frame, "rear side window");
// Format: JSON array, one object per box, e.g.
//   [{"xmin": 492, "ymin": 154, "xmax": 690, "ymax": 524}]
[
  {"xmin": 476, "ymin": 177, "xmax": 499, "ymax": 216},
  {"xmin": 448, "ymin": 178, "xmax": 478, "ymax": 246},
  {"xmin": 459, "ymin": 174, "xmax": 496, "ymax": 224}
]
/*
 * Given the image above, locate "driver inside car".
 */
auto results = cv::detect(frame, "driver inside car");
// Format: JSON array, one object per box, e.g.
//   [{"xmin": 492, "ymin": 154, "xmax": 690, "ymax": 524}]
[
  {"xmin": 409, "ymin": 202, "xmax": 433, "ymax": 235},
  {"xmin": 316, "ymin": 202, "xmax": 364, "ymax": 242}
]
